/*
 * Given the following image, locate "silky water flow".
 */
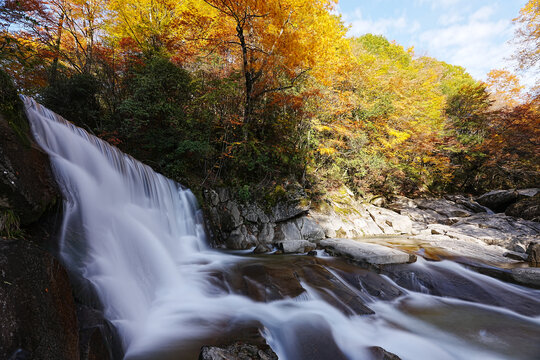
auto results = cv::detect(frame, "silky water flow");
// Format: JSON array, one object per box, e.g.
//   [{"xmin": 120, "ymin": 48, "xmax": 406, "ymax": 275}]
[{"xmin": 23, "ymin": 96, "xmax": 540, "ymax": 360}]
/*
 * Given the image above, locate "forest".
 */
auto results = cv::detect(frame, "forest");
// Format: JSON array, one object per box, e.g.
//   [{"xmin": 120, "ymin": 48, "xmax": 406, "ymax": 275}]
[{"xmin": 1, "ymin": 0, "xmax": 539, "ymax": 199}]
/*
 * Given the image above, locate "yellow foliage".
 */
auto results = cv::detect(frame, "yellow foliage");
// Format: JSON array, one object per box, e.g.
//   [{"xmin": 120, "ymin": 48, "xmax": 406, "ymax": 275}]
[{"xmin": 317, "ymin": 147, "xmax": 338, "ymax": 156}]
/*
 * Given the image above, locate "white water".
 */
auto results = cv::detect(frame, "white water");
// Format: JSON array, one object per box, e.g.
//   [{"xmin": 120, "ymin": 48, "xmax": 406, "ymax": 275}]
[{"xmin": 24, "ymin": 97, "xmax": 540, "ymax": 360}]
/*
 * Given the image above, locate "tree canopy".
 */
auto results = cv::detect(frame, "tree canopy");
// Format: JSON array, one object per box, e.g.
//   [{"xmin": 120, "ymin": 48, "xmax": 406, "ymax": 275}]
[{"xmin": 1, "ymin": 0, "xmax": 538, "ymax": 196}]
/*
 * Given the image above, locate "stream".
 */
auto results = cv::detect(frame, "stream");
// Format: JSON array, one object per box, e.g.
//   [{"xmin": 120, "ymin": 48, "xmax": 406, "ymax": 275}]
[{"xmin": 23, "ymin": 96, "xmax": 540, "ymax": 360}]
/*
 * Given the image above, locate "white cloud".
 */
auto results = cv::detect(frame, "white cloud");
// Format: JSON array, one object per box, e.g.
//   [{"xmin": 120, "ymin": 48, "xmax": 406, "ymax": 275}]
[
  {"xmin": 416, "ymin": 4, "xmax": 516, "ymax": 80},
  {"xmin": 345, "ymin": 10, "xmax": 420, "ymax": 37},
  {"xmin": 469, "ymin": 5, "xmax": 497, "ymax": 22}
]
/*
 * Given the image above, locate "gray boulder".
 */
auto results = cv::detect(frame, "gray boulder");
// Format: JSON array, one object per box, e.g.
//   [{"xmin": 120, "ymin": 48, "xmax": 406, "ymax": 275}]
[
  {"xmin": 297, "ymin": 217, "xmax": 325, "ymax": 242},
  {"xmin": 275, "ymin": 220, "xmax": 302, "ymax": 241},
  {"xmin": 366, "ymin": 205, "xmax": 414, "ymax": 234},
  {"xmin": 320, "ymin": 239, "xmax": 416, "ymax": 265},
  {"xmin": 277, "ymin": 239, "xmax": 316, "ymax": 254},
  {"xmin": 511, "ymin": 268, "xmax": 540, "ymax": 288}
]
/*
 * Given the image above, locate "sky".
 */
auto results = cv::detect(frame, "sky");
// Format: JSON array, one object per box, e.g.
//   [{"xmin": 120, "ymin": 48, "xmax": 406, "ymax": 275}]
[{"xmin": 337, "ymin": 0, "xmax": 529, "ymax": 85}]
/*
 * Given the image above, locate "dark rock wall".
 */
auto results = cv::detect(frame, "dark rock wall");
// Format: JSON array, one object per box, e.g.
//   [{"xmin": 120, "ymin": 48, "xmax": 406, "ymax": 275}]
[
  {"xmin": 0, "ymin": 72, "xmax": 59, "ymax": 227},
  {"xmin": 0, "ymin": 239, "xmax": 79, "ymax": 360}
]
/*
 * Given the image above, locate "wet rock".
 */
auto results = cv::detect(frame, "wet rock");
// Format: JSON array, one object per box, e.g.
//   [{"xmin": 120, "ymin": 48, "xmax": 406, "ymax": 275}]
[
  {"xmin": 505, "ymin": 193, "xmax": 540, "ymax": 221},
  {"xmin": 369, "ymin": 346, "xmax": 402, "ymax": 360},
  {"xmin": 0, "ymin": 239, "xmax": 79, "ymax": 360},
  {"xmin": 276, "ymin": 316, "xmax": 349, "ymax": 360},
  {"xmin": 277, "ymin": 239, "xmax": 316, "ymax": 254},
  {"xmin": 253, "ymin": 243, "xmax": 272, "ymax": 254},
  {"xmin": 526, "ymin": 242, "xmax": 540, "ymax": 267},
  {"xmin": 510, "ymin": 268, "xmax": 540, "ymax": 288},
  {"xmin": 199, "ymin": 341, "xmax": 278, "ymax": 360},
  {"xmin": 77, "ymin": 304, "xmax": 120, "ymax": 360},
  {"xmin": 320, "ymin": 238, "xmax": 416, "ymax": 265}
]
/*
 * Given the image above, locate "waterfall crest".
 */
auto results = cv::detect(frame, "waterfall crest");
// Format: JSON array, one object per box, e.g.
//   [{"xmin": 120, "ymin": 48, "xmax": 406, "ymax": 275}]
[{"xmin": 23, "ymin": 96, "xmax": 209, "ymax": 348}]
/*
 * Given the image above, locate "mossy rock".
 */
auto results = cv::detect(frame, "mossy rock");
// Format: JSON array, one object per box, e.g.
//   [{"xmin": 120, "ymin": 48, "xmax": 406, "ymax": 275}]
[{"xmin": 0, "ymin": 70, "xmax": 30, "ymax": 146}]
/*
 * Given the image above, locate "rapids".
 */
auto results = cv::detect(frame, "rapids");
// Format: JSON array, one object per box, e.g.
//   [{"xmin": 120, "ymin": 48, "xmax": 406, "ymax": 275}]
[{"xmin": 23, "ymin": 97, "xmax": 540, "ymax": 360}]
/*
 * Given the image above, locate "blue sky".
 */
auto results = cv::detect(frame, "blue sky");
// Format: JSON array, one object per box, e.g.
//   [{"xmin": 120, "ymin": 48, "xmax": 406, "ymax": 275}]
[{"xmin": 337, "ymin": 0, "xmax": 528, "ymax": 84}]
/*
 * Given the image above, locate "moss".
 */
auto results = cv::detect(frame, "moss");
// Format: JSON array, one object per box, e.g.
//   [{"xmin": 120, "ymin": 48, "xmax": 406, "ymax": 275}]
[
  {"xmin": 0, "ymin": 69, "xmax": 31, "ymax": 147},
  {"xmin": 0, "ymin": 209, "xmax": 24, "ymax": 239},
  {"xmin": 264, "ymin": 185, "xmax": 287, "ymax": 208},
  {"xmin": 298, "ymin": 197, "xmax": 310, "ymax": 208}
]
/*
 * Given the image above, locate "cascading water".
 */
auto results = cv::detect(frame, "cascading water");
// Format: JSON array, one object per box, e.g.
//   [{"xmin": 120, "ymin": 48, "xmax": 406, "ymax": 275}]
[{"xmin": 23, "ymin": 97, "xmax": 540, "ymax": 360}]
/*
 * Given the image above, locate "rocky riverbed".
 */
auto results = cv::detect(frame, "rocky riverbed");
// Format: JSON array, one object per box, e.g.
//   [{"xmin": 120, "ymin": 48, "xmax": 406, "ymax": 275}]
[{"xmin": 203, "ymin": 186, "xmax": 540, "ymax": 287}]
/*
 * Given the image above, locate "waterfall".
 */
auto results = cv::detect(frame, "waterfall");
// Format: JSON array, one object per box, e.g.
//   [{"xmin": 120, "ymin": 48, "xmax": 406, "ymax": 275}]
[{"xmin": 23, "ymin": 97, "xmax": 540, "ymax": 360}]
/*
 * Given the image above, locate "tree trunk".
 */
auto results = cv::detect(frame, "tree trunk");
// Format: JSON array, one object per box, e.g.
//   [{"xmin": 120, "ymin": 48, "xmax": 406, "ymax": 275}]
[
  {"xmin": 49, "ymin": 13, "xmax": 64, "ymax": 84},
  {"xmin": 236, "ymin": 23, "xmax": 253, "ymax": 141}
]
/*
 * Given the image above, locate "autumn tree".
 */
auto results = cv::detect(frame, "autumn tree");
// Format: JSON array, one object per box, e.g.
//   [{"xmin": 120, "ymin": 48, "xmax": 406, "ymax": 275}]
[
  {"xmin": 106, "ymin": 0, "xmax": 214, "ymax": 57},
  {"xmin": 200, "ymin": 0, "xmax": 347, "ymax": 138},
  {"xmin": 513, "ymin": 0, "xmax": 540, "ymax": 72},
  {"xmin": 486, "ymin": 69, "xmax": 524, "ymax": 109}
]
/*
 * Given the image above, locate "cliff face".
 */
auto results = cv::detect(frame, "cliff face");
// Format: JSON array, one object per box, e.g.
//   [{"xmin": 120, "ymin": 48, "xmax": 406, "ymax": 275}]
[{"xmin": 0, "ymin": 71, "xmax": 108, "ymax": 359}]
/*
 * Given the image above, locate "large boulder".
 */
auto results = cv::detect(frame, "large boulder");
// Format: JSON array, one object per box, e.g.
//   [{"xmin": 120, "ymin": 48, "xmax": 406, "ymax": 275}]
[
  {"xmin": 0, "ymin": 239, "xmax": 79, "ymax": 360},
  {"xmin": 320, "ymin": 239, "xmax": 416, "ymax": 265},
  {"xmin": 505, "ymin": 193, "xmax": 540, "ymax": 221},
  {"xmin": 0, "ymin": 71, "xmax": 59, "ymax": 228},
  {"xmin": 277, "ymin": 239, "xmax": 316, "ymax": 254},
  {"xmin": 475, "ymin": 189, "xmax": 539, "ymax": 213},
  {"xmin": 511, "ymin": 268, "xmax": 540, "ymax": 288}
]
